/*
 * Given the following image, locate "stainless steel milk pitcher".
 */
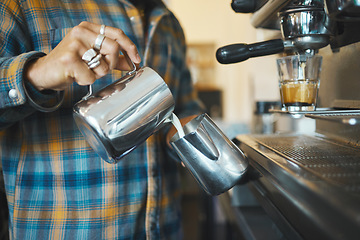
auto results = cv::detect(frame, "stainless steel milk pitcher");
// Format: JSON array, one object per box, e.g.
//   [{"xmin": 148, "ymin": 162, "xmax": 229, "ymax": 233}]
[
  {"xmin": 170, "ymin": 113, "xmax": 248, "ymax": 195},
  {"xmin": 73, "ymin": 64, "xmax": 175, "ymax": 164}
]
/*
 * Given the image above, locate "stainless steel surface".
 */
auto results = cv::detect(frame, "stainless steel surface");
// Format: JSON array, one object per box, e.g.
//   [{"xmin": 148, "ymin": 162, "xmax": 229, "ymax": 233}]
[
  {"xmin": 318, "ymin": 43, "xmax": 360, "ymax": 108},
  {"xmin": 253, "ymin": 134, "xmax": 360, "ymax": 191},
  {"xmin": 285, "ymin": 0, "xmax": 325, "ymax": 8},
  {"xmin": 269, "ymin": 108, "xmax": 360, "ymax": 116},
  {"xmin": 73, "ymin": 66, "xmax": 175, "ymax": 163},
  {"xmin": 250, "ymin": 0, "xmax": 291, "ymax": 29},
  {"xmin": 218, "ymin": 0, "xmax": 360, "ymax": 64},
  {"xmin": 170, "ymin": 114, "xmax": 248, "ymax": 196},
  {"xmin": 248, "ymin": 0, "xmax": 360, "ymax": 52},
  {"xmin": 250, "ymin": 0, "xmax": 327, "ymax": 29},
  {"xmin": 283, "ymin": 37, "xmax": 328, "ymax": 54},
  {"xmin": 280, "ymin": 9, "xmax": 332, "ymax": 50},
  {"xmin": 218, "ymin": 0, "xmax": 341, "ymax": 63},
  {"xmin": 251, "ymin": 0, "xmax": 360, "ymax": 28},
  {"xmin": 237, "ymin": 133, "xmax": 360, "ymax": 239},
  {"xmin": 305, "ymin": 112, "xmax": 360, "ymax": 125},
  {"xmin": 223, "ymin": 1, "xmax": 360, "ymax": 238}
]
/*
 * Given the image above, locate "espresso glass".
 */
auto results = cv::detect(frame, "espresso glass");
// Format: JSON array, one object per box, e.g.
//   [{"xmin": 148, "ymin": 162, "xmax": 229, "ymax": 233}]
[{"xmin": 277, "ymin": 55, "xmax": 322, "ymax": 111}]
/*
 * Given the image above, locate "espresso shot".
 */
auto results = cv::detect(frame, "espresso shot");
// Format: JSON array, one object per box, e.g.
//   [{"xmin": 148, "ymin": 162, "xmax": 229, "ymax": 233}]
[
  {"xmin": 280, "ymin": 79, "xmax": 319, "ymax": 111},
  {"xmin": 277, "ymin": 55, "xmax": 322, "ymax": 111}
]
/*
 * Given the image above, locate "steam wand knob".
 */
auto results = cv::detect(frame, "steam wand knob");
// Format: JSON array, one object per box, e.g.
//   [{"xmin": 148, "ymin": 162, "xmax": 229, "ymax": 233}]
[{"xmin": 216, "ymin": 39, "xmax": 285, "ymax": 64}]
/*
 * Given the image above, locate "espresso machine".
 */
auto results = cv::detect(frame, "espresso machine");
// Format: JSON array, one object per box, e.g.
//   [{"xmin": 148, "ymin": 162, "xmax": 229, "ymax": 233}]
[
  {"xmin": 216, "ymin": 0, "xmax": 360, "ymax": 63},
  {"xmin": 215, "ymin": 0, "xmax": 360, "ymax": 239}
]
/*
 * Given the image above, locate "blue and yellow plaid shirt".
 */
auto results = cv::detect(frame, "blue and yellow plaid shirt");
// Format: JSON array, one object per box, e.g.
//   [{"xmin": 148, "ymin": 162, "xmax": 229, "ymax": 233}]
[{"xmin": 0, "ymin": 1, "xmax": 203, "ymax": 239}]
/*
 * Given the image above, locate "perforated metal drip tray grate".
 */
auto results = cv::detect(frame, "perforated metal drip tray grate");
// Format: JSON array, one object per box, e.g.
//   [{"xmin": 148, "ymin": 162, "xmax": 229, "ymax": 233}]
[
  {"xmin": 252, "ymin": 135, "xmax": 360, "ymax": 193},
  {"xmin": 305, "ymin": 112, "xmax": 360, "ymax": 125}
]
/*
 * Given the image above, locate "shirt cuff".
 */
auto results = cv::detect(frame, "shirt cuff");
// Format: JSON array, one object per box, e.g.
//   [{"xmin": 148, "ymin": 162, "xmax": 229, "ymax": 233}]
[
  {"xmin": 21, "ymin": 53, "xmax": 65, "ymax": 112},
  {"xmin": 23, "ymin": 80, "xmax": 64, "ymax": 112}
]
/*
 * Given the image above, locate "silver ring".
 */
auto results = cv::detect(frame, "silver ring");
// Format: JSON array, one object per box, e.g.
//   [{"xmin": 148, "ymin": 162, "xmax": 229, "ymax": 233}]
[
  {"xmin": 88, "ymin": 60, "xmax": 100, "ymax": 69},
  {"xmin": 82, "ymin": 48, "xmax": 97, "ymax": 62},
  {"xmin": 88, "ymin": 54, "xmax": 101, "ymax": 66},
  {"xmin": 100, "ymin": 24, "xmax": 106, "ymax": 35},
  {"xmin": 94, "ymin": 34, "xmax": 105, "ymax": 51}
]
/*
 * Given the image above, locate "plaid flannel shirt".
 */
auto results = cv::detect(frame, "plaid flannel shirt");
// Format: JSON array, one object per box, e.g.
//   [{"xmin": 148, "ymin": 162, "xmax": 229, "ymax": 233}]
[{"xmin": 0, "ymin": 0, "xmax": 203, "ymax": 239}]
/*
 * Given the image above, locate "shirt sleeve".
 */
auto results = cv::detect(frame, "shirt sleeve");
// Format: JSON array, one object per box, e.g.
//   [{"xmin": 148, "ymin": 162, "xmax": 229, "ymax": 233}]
[{"xmin": 0, "ymin": 1, "xmax": 63, "ymax": 130}]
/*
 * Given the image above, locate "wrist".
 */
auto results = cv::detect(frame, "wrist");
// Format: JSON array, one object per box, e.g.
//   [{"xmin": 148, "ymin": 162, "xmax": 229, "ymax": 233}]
[{"xmin": 24, "ymin": 56, "xmax": 46, "ymax": 91}]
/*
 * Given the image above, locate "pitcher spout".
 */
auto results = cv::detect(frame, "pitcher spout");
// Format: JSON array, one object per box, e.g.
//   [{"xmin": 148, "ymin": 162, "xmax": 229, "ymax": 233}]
[{"xmin": 184, "ymin": 123, "xmax": 220, "ymax": 160}]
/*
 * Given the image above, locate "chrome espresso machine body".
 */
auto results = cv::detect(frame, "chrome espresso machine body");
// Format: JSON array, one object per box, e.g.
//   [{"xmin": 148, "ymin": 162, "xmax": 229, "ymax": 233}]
[
  {"xmin": 216, "ymin": 0, "xmax": 360, "ymax": 239},
  {"xmin": 217, "ymin": 0, "xmax": 360, "ymax": 61}
]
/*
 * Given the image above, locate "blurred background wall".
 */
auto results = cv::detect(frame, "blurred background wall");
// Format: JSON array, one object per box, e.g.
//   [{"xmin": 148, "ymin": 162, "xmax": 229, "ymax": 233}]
[{"xmin": 166, "ymin": 0, "xmax": 281, "ymax": 126}]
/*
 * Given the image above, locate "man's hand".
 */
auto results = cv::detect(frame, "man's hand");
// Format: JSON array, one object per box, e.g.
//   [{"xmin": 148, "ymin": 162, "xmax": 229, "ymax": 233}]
[{"xmin": 25, "ymin": 21, "xmax": 141, "ymax": 91}]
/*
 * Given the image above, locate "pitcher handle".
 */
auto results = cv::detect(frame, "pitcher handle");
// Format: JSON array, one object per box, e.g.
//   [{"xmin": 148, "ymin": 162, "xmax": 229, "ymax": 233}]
[
  {"xmin": 83, "ymin": 51, "xmax": 137, "ymax": 100},
  {"xmin": 124, "ymin": 51, "xmax": 137, "ymax": 75}
]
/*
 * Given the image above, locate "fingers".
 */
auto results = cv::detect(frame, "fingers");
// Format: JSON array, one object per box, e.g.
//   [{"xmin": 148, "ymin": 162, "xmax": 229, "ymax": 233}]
[
  {"xmin": 79, "ymin": 22, "xmax": 141, "ymax": 69},
  {"xmin": 91, "ymin": 57, "xmax": 110, "ymax": 78},
  {"xmin": 101, "ymin": 26, "xmax": 141, "ymax": 64},
  {"xmin": 27, "ymin": 21, "xmax": 141, "ymax": 92},
  {"xmin": 84, "ymin": 54, "xmax": 110, "ymax": 81},
  {"xmin": 71, "ymin": 60, "xmax": 96, "ymax": 86},
  {"xmin": 73, "ymin": 21, "xmax": 139, "ymax": 84}
]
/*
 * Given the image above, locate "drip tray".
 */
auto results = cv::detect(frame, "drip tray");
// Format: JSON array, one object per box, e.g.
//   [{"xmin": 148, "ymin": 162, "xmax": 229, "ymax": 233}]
[
  {"xmin": 253, "ymin": 135, "xmax": 360, "ymax": 193},
  {"xmin": 236, "ymin": 134, "xmax": 360, "ymax": 239}
]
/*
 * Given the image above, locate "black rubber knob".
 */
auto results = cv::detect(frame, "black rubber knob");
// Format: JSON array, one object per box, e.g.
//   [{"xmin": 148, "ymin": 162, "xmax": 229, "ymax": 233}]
[
  {"xmin": 231, "ymin": 0, "xmax": 257, "ymax": 13},
  {"xmin": 216, "ymin": 39, "xmax": 284, "ymax": 64}
]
